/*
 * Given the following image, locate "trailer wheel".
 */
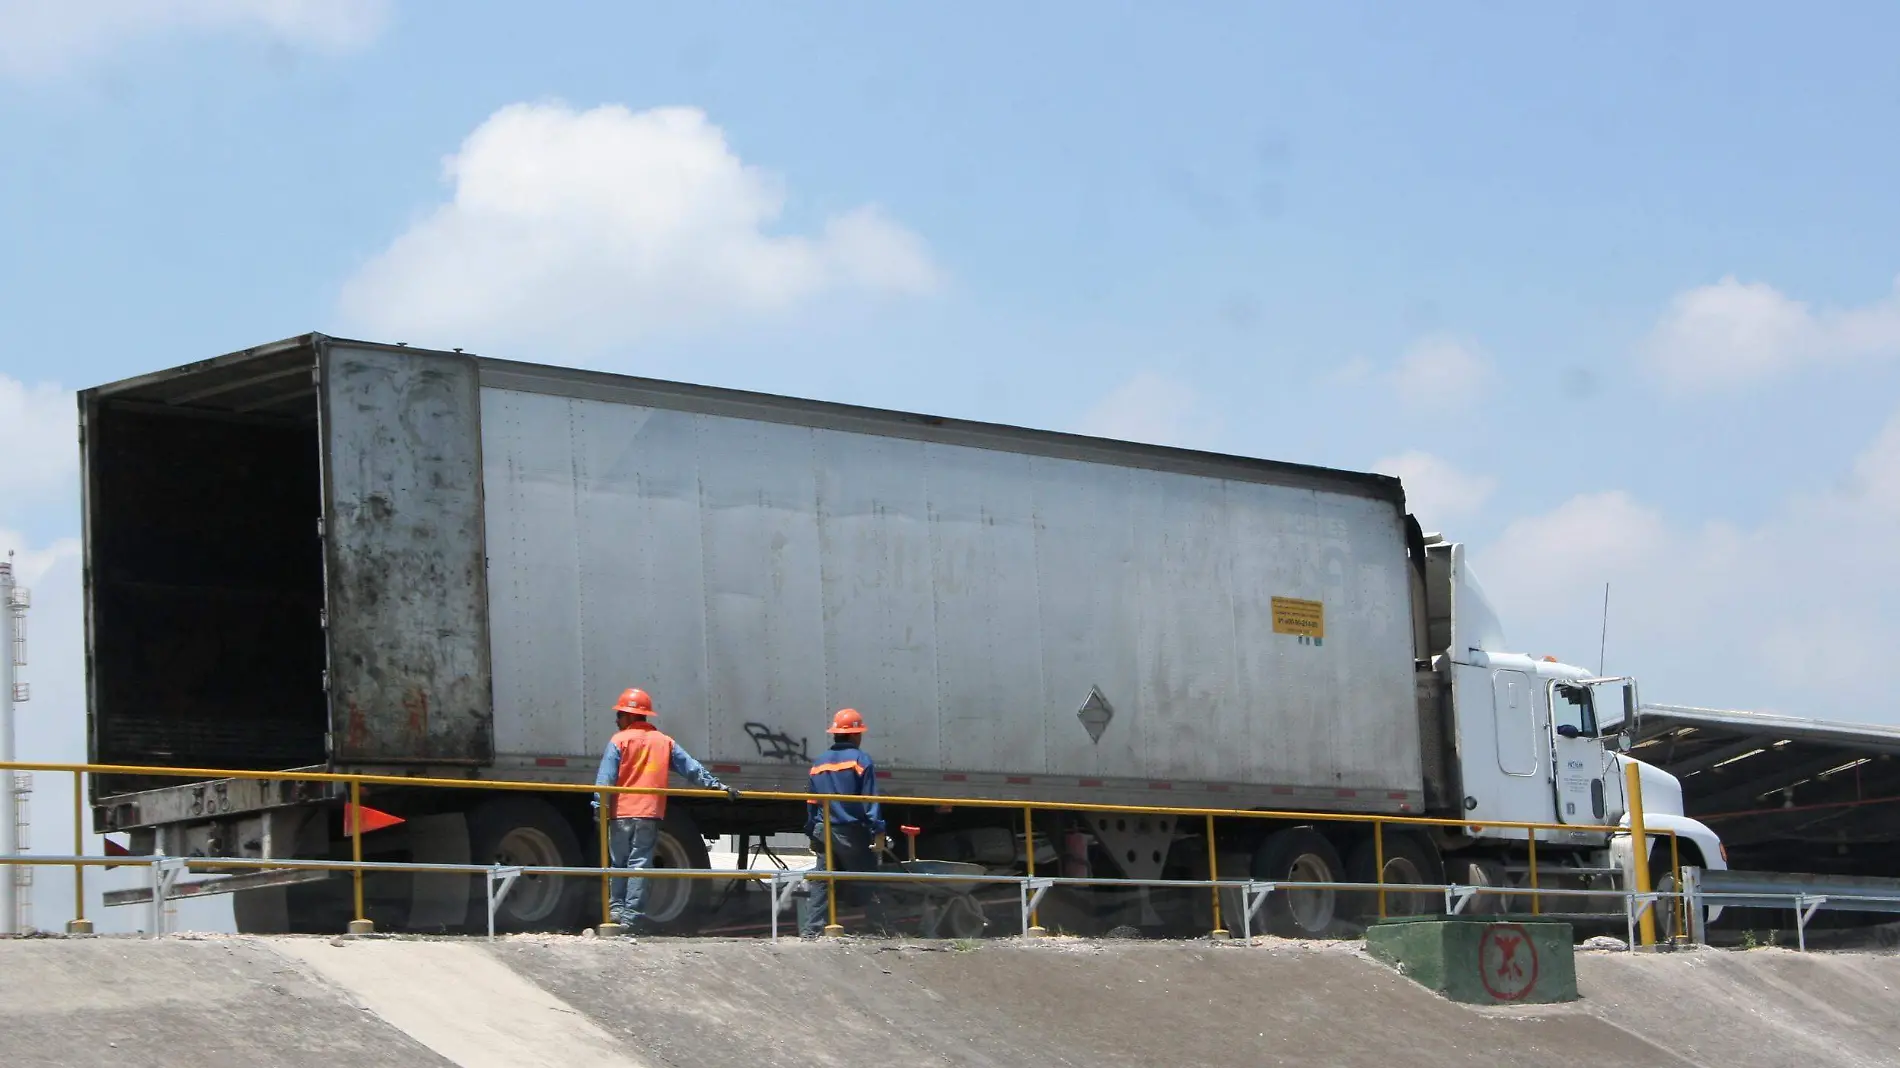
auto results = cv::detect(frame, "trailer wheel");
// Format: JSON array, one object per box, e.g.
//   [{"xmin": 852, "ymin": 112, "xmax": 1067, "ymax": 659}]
[
  {"xmin": 1250, "ymin": 828, "xmax": 1345, "ymax": 938},
  {"xmin": 467, "ymin": 797, "xmax": 585, "ymax": 932},
  {"xmin": 1346, "ymin": 832, "xmax": 1443, "ymax": 920},
  {"xmin": 635, "ymin": 807, "xmax": 713, "ymax": 933}
]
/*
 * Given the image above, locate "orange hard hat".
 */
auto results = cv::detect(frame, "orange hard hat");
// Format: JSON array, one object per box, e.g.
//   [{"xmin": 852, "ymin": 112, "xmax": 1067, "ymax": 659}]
[
  {"xmin": 828, "ymin": 708, "xmax": 866, "ymax": 734},
  {"xmin": 614, "ymin": 688, "xmax": 654, "ymax": 716}
]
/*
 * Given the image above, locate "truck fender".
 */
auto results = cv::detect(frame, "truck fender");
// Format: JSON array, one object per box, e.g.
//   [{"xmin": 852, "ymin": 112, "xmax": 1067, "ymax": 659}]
[{"xmin": 1611, "ymin": 812, "xmax": 1727, "ymax": 924}]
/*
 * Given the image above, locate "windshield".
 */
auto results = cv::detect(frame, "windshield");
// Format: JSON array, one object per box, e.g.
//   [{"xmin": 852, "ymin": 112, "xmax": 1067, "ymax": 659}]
[{"xmin": 1552, "ymin": 683, "xmax": 1597, "ymax": 737}]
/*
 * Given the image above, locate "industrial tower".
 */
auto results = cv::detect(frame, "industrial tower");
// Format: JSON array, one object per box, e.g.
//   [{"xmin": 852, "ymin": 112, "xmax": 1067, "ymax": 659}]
[{"xmin": 1, "ymin": 553, "xmax": 30, "ymax": 934}]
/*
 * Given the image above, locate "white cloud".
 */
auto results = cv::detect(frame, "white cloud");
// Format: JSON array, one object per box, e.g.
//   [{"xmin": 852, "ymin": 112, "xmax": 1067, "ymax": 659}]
[
  {"xmin": 1643, "ymin": 275, "xmax": 1900, "ymax": 388},
  {"xmin": 1387, "ymin": 336, "xmax": 1491, "ymax": 409},
  {"xmin": 1472, "ymin": 404, "xmax": 1900, "ymax": 720},
  {"xmin": 0, "ymin": 374, "xmax": 77, "ymax": 505},
  {"xmin": 1373, "ymin": 452, "xmax": 1497, "ymax": 528},
  {"xmin": 0, "ymin": 0, "xmax": 387, "ymax": 78},
  {"xmin": 338, "ymin": 103, "xmax": 941, "ymax": 354},
  {"xmin": 1073, "ymin": 371, "xmax": 1222, "ymax": 451}
]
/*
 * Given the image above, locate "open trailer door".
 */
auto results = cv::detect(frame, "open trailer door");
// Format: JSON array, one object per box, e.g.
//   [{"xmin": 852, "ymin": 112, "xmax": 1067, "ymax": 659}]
[{"xmin": 318, "ymin": 340, "xmax": 496, "ymax": 766}]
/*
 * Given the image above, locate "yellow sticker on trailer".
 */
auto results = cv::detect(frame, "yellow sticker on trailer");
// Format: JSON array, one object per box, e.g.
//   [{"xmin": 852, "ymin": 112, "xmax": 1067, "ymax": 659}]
[{"xmin": 1271, "ymin": 597, "xmax": 1324, "ymax": 639}]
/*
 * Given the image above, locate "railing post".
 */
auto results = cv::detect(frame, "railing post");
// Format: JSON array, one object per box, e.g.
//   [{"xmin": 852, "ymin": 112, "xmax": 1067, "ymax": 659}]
[
  {"xmin": 1684, "ymin": 866, "xmax": 1707, "ymax": 946},
  {"xmin": 1207, "ymin": 813, "xmax": 1229, "ymax": 939},
  {"xmin": 1624, "ymin": 762, "xmax": 1656, "ymax": 947},
  {"xmin": 67, "ymin": 768, "xmax": 92, "ymax": 934},
  {"xmin": 147, "ymin": 860, "xmax": 162, "ymax": 937},
  {"xmin": 486, "ymin": 867, "xmax": 498, "ymax": 940},
  {"xmin": 346, "ymin": 780, "xmax": 373, "ymax": 935},
  {"xmin": 1024, "ymin": 805, "xmax": 1046, "ymax": 937},
  {"xmin": 822, "ymin": 801, "xmax": 842, "ymax": 937},
  {"xmin": 1374, "ymin": 820, "xmax": 1387, "ymax": 920},
  {"xmin": 596, "ymin": 792, "xmax": 621, "ymax": 934},
  {"xmin": 1527, "ymin": 833, "xmax": 1540, "ymax": 916},
  {"xmin": 1669, "ymin": 830, "xmax": 1684, "ymax": 942}
]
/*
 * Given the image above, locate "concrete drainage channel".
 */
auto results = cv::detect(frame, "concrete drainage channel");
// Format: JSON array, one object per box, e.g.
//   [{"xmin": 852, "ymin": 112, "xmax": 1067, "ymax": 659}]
[{"xmin": 5, "ymin": 934, "xmax": 1900, "ymax": 1068}]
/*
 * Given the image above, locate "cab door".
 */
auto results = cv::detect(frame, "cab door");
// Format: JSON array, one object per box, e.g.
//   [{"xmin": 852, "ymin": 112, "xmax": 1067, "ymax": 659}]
[{"xmin": 1548, "ymin": 681, "xmax": 1608, "ymax": 824}]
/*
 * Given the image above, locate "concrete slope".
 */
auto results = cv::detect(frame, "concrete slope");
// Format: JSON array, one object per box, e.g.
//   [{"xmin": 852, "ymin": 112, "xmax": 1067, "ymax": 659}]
[
  {"xmin": 0, "ymin": 936, "xmax": 453, "ymax": 1068},
  {"xmin": 1566, "ymin": 949, "xmax": 1900, "ymax": 1068},
  {"xmin": 489, "ymin": 938, "xmax": 1685, "ymax": 1068},
  {"xmin": 273, "ymin": 938, "xmax": 651, "ymax": 1068},
  {"xmin": 6, "ymin": 935, "xmax": 1898, "ymax": 1068}
]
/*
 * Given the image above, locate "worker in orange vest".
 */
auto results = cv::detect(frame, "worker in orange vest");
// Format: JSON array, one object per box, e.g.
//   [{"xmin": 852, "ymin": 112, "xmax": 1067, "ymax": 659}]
[
  {"xmin": 593, "ymin": 687, "xmax": 739, "ymax": 933},
  {"xmin": 802, "ymin": 708, "xmax": 892, "ymax": 937}
]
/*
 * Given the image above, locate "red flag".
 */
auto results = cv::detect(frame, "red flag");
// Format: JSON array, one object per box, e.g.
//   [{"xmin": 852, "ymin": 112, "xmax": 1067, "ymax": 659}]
[{"xmin": 345, "ymin": 804, "xmax": 405, "ymax": 837}]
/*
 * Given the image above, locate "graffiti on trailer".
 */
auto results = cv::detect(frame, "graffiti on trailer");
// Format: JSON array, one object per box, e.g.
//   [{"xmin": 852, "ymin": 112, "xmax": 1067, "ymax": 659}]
[{"xmin": 744, "ymin": 722, "xmax": 811, "ymax": 763}]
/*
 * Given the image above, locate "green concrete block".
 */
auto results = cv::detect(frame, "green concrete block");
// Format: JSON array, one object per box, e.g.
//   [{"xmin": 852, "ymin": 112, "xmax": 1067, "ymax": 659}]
[{"xmin": 1366, "ymin": 917, "xmax": 1578, "ymax": 1005}]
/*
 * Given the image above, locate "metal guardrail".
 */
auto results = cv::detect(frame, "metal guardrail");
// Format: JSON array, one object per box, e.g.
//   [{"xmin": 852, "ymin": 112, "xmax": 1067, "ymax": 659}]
[
  {"xmin": 0, "ymin": 758, "xmax": 1681, "ymax": 942},
  {"xmin": 1682, "ymin": 867, "xmax": 1900, "ymax": 950},
  {"xmin": 0, "ymin": 849, "xmax": 1682, "ymax": 948}
]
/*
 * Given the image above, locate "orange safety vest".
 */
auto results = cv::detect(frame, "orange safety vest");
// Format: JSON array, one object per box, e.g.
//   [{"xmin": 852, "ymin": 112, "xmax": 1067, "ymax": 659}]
[{"xmin": 607, "ymin": 724, "xmax": 675, "ymax": 820}]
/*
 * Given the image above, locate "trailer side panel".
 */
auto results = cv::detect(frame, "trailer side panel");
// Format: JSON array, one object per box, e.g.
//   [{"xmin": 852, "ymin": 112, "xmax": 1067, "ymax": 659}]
[{"xmin": 480, "ymin": 383, "xmax": 1419, "ymax": 797}]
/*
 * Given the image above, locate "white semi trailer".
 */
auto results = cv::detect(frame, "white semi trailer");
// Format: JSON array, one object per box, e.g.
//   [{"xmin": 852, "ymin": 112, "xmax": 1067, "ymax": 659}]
[{"xmin": 79, "ymin": 334, "xmax": 1725, "ymax": 935}]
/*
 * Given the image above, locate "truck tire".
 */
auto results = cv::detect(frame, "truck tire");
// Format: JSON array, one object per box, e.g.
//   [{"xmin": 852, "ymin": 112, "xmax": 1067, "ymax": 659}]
[
  {"xmin": 1649, "ymin": 840, "xmax": 1702, "ymax": 942},
  {"xmin": 466, "ymin": 797, "xmax": 586, "ymax": 932},
  {"xmin": 1249, "ymin": 828, "xmax": 1344, "ymax": 938},
  {"xmin": 631, "ymin": 807, "xmax": 713, "ymax": 933},
  {"xmin": 1346, "ymin": 831, "xmax": 1443, "ymax": 921},
  {"xmin": 1451, "ymin": 858, "xmax": 1519, "ymax": 915}
]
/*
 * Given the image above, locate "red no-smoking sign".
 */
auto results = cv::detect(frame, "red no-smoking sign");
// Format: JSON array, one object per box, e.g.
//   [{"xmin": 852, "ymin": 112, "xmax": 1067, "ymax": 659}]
[{"xmin": 1478, "ymin": 923, "xmax": 1539, "ymax": 1001}]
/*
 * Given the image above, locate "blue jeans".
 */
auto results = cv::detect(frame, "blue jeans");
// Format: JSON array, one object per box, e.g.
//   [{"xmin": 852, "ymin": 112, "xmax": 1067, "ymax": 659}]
[{"xmin": 609, "ymin": 817, "xmax": 662, "ymax": 923}]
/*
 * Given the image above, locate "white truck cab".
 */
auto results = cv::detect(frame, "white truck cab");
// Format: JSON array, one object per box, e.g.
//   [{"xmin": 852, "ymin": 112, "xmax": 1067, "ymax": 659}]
[{"xmin": 1426, "ymin": 535, "xmax": 1726, "ymax": 918}]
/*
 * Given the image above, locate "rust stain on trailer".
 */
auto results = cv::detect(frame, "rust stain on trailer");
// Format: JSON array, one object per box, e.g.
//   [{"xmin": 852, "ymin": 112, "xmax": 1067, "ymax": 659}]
[
  {"xmin": 403, "ymin": 689, "xmax": 430, "ymax": 745},
  {"xmin": 346, "ymin": 702, "xmax": 368, "ymax": 753}
]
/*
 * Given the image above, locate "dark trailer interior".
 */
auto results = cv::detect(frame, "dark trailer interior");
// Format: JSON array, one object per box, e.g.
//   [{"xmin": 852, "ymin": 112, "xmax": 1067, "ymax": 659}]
[{"xmin": 81, "ymin": 342, "xmax": 329, "ymax": 798}]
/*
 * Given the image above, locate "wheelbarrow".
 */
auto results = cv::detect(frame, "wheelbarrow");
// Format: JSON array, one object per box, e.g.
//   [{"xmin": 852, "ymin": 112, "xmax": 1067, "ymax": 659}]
[
  {"xmin": 870, "ymin": 858, "xmax": 990, "ymax": 939},
  {"xmin": 873, "ymin": 830, "xmax": 991, "ymax": 939}
]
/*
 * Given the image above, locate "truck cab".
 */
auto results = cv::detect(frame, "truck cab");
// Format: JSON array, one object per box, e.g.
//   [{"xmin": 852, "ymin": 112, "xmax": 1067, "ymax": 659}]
[{"xmin": 1417, "ymin": 534, "xmax": 1726, "ymax": 915}]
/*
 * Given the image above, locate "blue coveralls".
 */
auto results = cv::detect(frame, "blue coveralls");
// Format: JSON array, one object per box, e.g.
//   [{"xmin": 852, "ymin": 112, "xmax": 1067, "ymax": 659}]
[{"xmin": 803, "ymin": 741, "xmax": 890, "ymax": 936}]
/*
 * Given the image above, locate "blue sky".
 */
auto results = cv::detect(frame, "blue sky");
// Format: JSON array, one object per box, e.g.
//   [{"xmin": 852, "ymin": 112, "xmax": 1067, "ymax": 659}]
[{"xmin": 4, "ymin": 2, "xmax": 1900, "ymax": 927}]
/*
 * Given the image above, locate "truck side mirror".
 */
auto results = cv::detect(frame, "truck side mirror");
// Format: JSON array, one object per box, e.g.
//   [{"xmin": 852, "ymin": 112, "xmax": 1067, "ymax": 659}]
[{"xmin": 1592, "ymin": 680, "xmax": 1632, "ymax": 735}]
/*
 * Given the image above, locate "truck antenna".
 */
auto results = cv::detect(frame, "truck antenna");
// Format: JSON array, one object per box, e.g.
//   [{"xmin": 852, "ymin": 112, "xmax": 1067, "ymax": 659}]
[{"xmin": 1598, "ymin": 582, "xmax": 1610, "ymax": 675}]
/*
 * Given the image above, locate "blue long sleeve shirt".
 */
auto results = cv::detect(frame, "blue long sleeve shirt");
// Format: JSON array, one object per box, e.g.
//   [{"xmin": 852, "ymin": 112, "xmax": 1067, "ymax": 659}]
[{"xmin": 805, "ymin": 742, "xmax": 882, "ymax": 836}]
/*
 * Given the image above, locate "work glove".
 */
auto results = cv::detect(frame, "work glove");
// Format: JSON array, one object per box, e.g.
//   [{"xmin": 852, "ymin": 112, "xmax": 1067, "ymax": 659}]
[{"xmin": 723, "ymin": 785, "xmax": 743, "ymax": 801}]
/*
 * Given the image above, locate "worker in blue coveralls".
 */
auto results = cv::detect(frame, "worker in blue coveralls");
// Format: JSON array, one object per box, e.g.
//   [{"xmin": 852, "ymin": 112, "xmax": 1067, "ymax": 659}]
[{"xmin": 802, "ymin": 707, "xmax": 892, "ymax": 937}]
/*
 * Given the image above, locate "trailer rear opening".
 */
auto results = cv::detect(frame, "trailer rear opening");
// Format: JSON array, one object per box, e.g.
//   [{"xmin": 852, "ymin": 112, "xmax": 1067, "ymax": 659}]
[{"xmin": 85, "ymin": 357, "xmax": 327, "ymax": 797}]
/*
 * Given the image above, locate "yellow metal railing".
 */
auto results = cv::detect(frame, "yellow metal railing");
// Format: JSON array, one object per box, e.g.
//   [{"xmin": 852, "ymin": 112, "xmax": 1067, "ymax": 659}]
[{"xmin": 0, "ymin": 758, "xmax": 1679, "ymax": 943}]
